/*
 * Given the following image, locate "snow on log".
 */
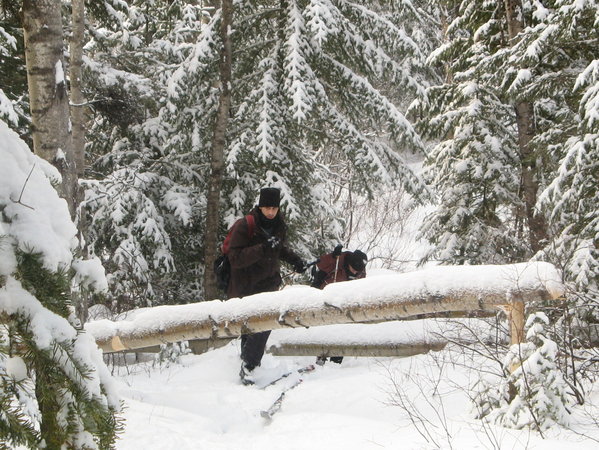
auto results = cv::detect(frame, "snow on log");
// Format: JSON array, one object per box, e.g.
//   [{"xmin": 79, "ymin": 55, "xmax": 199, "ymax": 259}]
[{"xmin": 86, "ymin": 262, "xmax": 564, "ymax": 353}]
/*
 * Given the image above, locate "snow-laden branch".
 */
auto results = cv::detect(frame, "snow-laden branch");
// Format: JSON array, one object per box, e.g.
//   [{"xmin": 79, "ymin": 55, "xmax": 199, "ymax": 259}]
[{"xmin": 86, "ymin": 262, "xmax": 564, "ymax": 353}]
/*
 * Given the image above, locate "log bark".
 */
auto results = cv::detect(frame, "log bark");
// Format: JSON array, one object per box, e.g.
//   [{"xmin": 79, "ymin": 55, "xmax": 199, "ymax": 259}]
[
  {"xmin": 507, "ymin": 295, "xmax": 526, "ymax": 373},
  {"xmin": 267, "ymin": 342, "xmax": 447, "ymax": 358},
  {"xmin": 116, "ymin": 337, "xmax": 234, "ymax": 355},
  {"xmin": 508, "ymin": 297, "xmax": 526, "ymax": 346},
  {"xmin": 87, "ymin": 263, "xmax": 564, "ymax": 353},
  {"xmin": 92, "ymin": 288, "xmax": 546, "ymax": 353}
]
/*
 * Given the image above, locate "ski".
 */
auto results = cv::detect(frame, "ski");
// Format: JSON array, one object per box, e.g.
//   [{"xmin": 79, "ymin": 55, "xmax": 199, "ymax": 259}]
[
  {"xmin": 260, "ymin": 364, "xmax": 316, "ymax": 422},
  {"xmin": 260, "ymin": 378, "xmax": 303, "ymax": 422},
  {"xmin": 259, "ymin": 364, "xmax": 315, "ymax": 389}
]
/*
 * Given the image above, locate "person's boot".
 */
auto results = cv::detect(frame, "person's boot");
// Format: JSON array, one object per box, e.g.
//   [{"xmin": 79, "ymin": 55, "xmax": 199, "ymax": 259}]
[
  {"xmin": 239, "ymin": 363, "xmax": 255, "ymax": 385},
  {"xmin": 315, "ymin": 355, "xmax": 327, "ymax": 366}
]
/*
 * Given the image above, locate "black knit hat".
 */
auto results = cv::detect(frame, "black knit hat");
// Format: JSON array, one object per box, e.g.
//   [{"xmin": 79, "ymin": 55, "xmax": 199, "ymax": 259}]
[
  {"xmin": 258, "ymin": 187, "xmax": 281, "ymax": 207},
  {"xmin": 347, "ymin": 250, "xmax": 367, "ymax": 272}
]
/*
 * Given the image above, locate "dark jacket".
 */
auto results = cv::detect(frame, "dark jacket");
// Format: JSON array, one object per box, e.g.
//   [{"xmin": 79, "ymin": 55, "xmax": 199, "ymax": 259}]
[
  {"xmin": 311, "ymin": 251, "xmax": 366, "ymax": 289},
  {"xmin": 226, "ymin": 207, "xmax": 302, "ymax": 298}
]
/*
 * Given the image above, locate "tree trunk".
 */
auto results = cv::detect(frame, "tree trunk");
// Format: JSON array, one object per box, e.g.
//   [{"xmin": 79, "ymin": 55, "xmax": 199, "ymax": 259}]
[
  {"xmin": 87, "ymin": 262, "xmax": 565, "ymax": 353},
  {"xmin": 203, "ymin": 0, "xmax": 234, "ymax": 301},
  {"xmin": 69, "ymin": 0, "xmax": 92, "ymax": 324},
  {"xmin": 22, "ymin": 2, "xmax": 75, "ymax": 443},
  {"xmin": 267, "ymin": 342, "xmax": 447, "ymax": 358},
  {"xmin": 503, "ymin": 0, "xmax": 548, "ymax": 253},
  {"xmin": 22, "ymin": 0, "xmax": 77, "ymax": 219},
  {"xmin": 35, "ymin": 375, "xmax": 61, "ymax": 449},
  {"xmin": 70, "ymin": 0, "xmax": 85, "ymax": 178},
  {"xmin": 507, "ymin": 296, "xmax": 526, "ymax": 373}
]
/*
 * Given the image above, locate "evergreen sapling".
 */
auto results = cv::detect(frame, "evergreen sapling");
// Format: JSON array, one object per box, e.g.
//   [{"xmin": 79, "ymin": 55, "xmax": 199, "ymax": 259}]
[{"xmin": 474, "ymin": 312, "xmax": 571, "ymax": 432}]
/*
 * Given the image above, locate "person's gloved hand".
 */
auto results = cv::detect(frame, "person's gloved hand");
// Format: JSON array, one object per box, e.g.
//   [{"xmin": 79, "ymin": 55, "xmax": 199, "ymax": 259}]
[
  {"xmin": 293, "ymin": 260, "xmax": 308, "ymax": 273},
  {"xmin": 263, "ymin": 236, "xmax": 282, "ymax": 251},
  {"xmin": 332, "ymin": 244, "xmax": 343, "ymax": 258}
]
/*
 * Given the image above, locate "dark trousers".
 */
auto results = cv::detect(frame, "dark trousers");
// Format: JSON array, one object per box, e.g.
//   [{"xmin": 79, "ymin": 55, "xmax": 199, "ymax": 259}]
[{"xmin": 240, "ymin": 330, "xmax": 271, "ymax": 371}]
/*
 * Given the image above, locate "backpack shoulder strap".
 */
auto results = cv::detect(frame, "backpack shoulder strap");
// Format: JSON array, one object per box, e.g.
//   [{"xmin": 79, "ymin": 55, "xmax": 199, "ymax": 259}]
[
  {"xmin": 223, "ymin": 215, "xmax": 256, "ymax": 254},
  {"xmin": 245, "ymin": 214, "xmax": 256, "ymax": 238}
]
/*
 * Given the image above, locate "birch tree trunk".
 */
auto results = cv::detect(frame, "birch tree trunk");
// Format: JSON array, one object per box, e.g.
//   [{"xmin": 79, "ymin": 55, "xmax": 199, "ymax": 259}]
[
  {"xmin": 203, "ymin": 0, "xmax": 234, "ymax": 300},
  {"xmin": 267, "ymin": 342, "xmax": 447, "ymax": 358},
  {"xmin": 503, "ymin": 0, "xmax": 548, "ymax": 253},
  {"xmin": 22, "ymin": 0, "xmax": 77, "ymax": 219},
  {"xmin": 92, "ymin": 282, "xmax": 560, "ymax": 353},
  {"xmin": 22, "ymin": 2, "xmax": 75, "ymax": 444}
]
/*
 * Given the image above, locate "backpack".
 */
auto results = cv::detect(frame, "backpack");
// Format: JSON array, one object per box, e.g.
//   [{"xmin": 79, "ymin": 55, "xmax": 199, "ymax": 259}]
[{"xmin": 213, "ymin": 214, "xmax": 256, "ymax": 292}]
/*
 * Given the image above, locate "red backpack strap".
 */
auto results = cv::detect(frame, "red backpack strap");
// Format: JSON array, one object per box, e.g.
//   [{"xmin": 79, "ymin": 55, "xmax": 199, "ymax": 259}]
[{"xmin": 245, "ymin": 214, "xmax": 256, "ymax": 238}]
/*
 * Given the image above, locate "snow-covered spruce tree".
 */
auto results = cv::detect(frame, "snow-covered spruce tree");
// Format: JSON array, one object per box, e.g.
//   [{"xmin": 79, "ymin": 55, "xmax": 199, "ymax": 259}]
[
  {"xmin": 482, "ymin": 312, "xmax": 571, "ymax": 432},
  {"xmin": 505, "ymin": 1, "xmax": 599, "ymax": 396},
  {"xmin": 382, "ymin": 0, "xmax": 443, "ymax": 95},
  {"xmin": 542, "ymin": 62, "xmax": 599, "ymax": 314},
  {"xmin": 0, "ymin": 21, "xmax": 18, "ymax": 125},
  {"xmin": 0, "ymin": 121, "xmax": 121, "ymax": 448},
  {"xmin": 536, "ymin": 1, "xmax": 599, "ymax": 319},
  {"xmin": 482, "ymin": 0, "xmax": 594, "ymax": 251},
  {"xmin": 414, "ymin": 0, "xmax": 596, "ymax": 265},
  {"xmin": 328, "ymin": 0, "xmax": 441, "ymax": 255},
  {"xmin": 0, "ymin": 5, "xmax": 31, "ymax": 142},
  {"xmin": 81, "ymin": 1, "xmax": 210, "ymax": 309},
  {"xmin": 165, "ymin": 0, "xmax": 430, "ymax": 268},
  {"xmin": 410, "ymin": 1, "xmax": 529, "ymax": 265}
]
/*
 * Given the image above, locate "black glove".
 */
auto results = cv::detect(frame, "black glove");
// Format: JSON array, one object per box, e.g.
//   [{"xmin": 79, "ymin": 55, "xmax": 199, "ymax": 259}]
[
  {"xmin": 332, "ymin": 244, "xmax": 343, "ymax": 258},
  {"xmin": 293, "ymin": 260, "xmax": 307, "ymax": 274},
  {"xmin": 264, "ymin": 236, "xmax": 282, "ymax": 250}
]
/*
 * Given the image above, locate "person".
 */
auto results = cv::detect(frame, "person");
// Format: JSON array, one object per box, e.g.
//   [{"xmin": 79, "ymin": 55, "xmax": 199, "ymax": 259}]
[
  {"xmin": 311, "ymin": 244, "xmax": 367, "ymax": 289},
  {"xmin": 310, "ymin": 244, "xmax": 367, "ymax": 364},
  {"xmin": 227, "ymin": 187, "xmax": 307, "ymax": 385}
]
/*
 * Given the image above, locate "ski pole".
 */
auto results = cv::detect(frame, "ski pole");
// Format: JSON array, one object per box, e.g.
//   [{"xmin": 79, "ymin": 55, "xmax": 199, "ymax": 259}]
[
  {"xmin": 281, "ymin": 258, "xmax": 320, "ymax": 281},
  {"xmin": 332, "ymin": 244, "xmax": 342, "ymax": 283}
]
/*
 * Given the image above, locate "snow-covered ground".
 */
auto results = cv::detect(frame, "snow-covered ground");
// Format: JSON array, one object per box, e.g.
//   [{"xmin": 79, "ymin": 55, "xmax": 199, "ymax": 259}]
[
  {"xmin": 111, "ymin": 326, "xmax": 599, "ymax": 449},
  {"xmin": 89, "ymin": 262, "xmax": 598, "ymax": 449}
]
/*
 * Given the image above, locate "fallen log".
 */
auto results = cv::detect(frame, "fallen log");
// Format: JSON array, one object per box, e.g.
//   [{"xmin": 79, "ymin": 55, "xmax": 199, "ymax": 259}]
[
  {"xmin": 119, "ymin": 315, "xmax": 495, "ymax": 357},
  {"xmin": 266, "ymin": 317, "xmax": 490, "ymax": 358},
  {"xmin": 112, "ymin": 338, "xmax": 235, "ymax": 355},
  {"xmin": 86, "ymin": 262, "xmax": 564, "ymax": 353},
  {"xmin": 267, "ymin": 342, "xmax": 447, "ymax": 358}
]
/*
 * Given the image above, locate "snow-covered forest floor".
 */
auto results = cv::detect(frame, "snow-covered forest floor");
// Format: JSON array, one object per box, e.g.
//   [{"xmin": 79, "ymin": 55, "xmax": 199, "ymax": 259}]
[{"xmin": 109, "ymin": 323, "xmax": 599, "ymax": 449}]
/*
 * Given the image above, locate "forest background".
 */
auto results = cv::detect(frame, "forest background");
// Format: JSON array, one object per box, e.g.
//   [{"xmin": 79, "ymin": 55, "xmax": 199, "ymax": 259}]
[{"xmin": 0, "ymin": 0, "xmax": 597, "ymax": 448}]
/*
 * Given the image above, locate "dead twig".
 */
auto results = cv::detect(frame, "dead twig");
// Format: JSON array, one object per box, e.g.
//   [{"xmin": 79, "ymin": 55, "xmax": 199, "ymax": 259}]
[{"xmin": 11, "ymin": 164, "xmax": 36, "ymax": 210}]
